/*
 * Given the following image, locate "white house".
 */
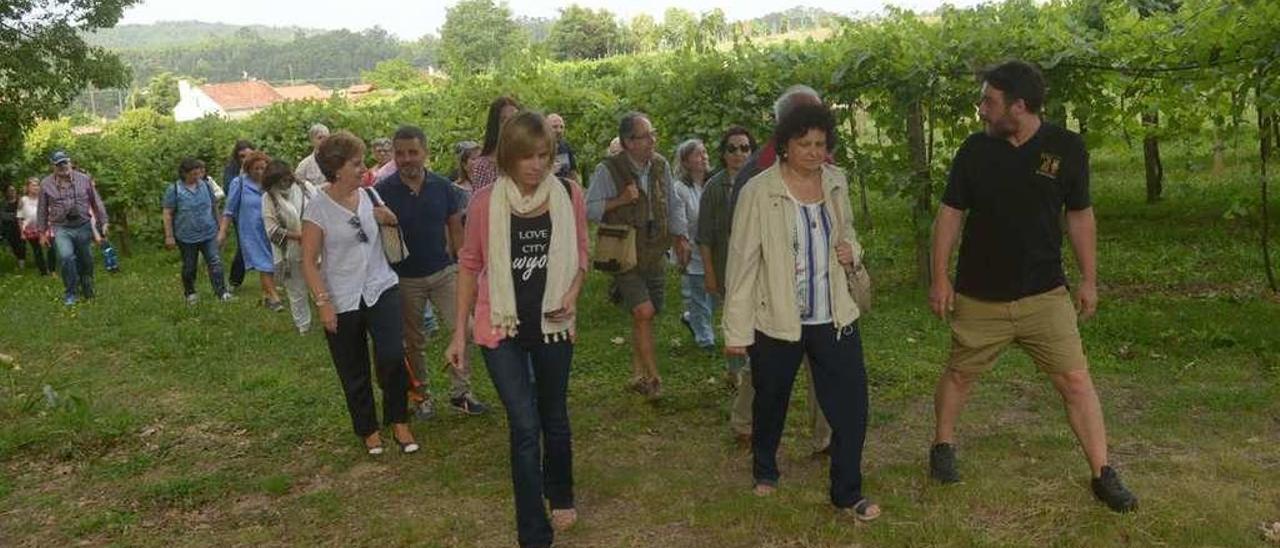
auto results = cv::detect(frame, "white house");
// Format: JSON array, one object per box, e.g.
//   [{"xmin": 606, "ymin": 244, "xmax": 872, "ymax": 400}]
[{"xmin": 175, "ymin": 80, "xmax": 322, "ymax": 122}]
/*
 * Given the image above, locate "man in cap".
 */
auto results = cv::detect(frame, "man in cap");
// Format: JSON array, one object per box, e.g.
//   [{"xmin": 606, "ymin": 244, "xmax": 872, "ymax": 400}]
[{"xmin": 36, "ymin": 151, "xmax": 109, "ymax": 305}]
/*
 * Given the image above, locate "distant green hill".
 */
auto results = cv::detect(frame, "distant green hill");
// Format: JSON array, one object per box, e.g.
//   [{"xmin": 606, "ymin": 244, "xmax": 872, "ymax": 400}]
[{"xmin": 85, "ymin": 20, "xmax": 326, "ymax": 50}]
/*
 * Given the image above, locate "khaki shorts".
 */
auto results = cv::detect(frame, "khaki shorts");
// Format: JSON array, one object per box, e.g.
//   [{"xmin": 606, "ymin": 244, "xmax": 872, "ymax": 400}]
[
  {"xmin": 611, "ymin": 261, "xmax": 666, "ymax": 314},
  {"xmin": 946, "ymin": 286, "xmax": 1087, "ymax": 375}
]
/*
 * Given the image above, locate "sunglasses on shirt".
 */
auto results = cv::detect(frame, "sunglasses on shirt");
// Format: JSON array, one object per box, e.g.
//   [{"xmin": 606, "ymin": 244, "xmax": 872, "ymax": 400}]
[{"xmin": 348, "ymin": 215, "xmax": 369, "ymax": 243}]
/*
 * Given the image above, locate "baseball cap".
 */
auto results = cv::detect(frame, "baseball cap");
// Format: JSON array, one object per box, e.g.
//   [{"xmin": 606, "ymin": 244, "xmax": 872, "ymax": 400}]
[{"xmin": 50, "ymin": 151, "xmax": 71, "ymax": 165}]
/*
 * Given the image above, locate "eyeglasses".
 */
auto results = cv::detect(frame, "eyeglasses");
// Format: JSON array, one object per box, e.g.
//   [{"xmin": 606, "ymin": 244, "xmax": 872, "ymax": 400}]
[
  {"xmin": 348, "ymin": 215, "xmax": 369, "ymax": 243},
  {"xmin": 726, "ymin": 144, "xmax": 753, "ymax": 154},
  {"xmin": 627, "ymin": 131, "xmax": 658, "ymax": 142}
]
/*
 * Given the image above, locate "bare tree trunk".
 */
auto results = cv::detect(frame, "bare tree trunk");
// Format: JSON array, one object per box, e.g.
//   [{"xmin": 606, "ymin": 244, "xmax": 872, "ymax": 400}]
[
  {"xmin": 1142, "ymin": 112, "xmax": 1163, "ymax": 203},
  {"xmin": 1212, "ymin": 129, "xmax": 1226, "ymax": 178},
  {"xmin": 845, "ymin": 107, "xmax": 871, "ymax": 229},
  {"xmin": 907, "ymin": 100, "xmax": 932, "ymax": 287},
  {"xmin": 113, "ymin": 208, "xmax": 131, "ymax": 256},
  {"xmin": 1260, "ymin": 88, "xmax": 1277, "ymax": 292}
]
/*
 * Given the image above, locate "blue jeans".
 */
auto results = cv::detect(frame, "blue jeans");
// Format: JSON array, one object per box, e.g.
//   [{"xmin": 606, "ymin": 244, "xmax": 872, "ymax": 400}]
[
  {"xmin": 680, "ymin": 273, "xmax": 716, "ymax": 348},
  {"xmin": 53, "ymin": 223, "xmax": 95, "ymax": 298},
  {"xmin": 481, "ymin": 338, "xmax": 575, "ymax": 548},
  {"xmin": 748, "ymin": 323, "xmax": 869, "ymax": 508},
  {"xmin": 178, "ymin": 239, "xmax": 226, "ymax": 297}
]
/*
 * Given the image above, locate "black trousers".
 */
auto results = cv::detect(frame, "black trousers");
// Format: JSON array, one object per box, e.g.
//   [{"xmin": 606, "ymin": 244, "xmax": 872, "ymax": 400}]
[
  {"xmin": 322, "ymin": 286, "xmax": 408, "ymax": 438},
  {"xmin": 2, "ymin": 223, "xmax": 23, "ymax": 261},
  {"xmin": 748, "ymin": 322, "xmax": 869, "ymax": 508},
  {"xmin": 229, "ymin": 244, "xmax": 245, "ymax": 286},
  {"xmin": 28, "ymin": 239, "xmax": 49, "ymax": 275}
]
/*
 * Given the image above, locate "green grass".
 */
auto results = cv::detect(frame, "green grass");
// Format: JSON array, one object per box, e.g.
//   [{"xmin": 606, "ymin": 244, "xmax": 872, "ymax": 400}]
[{"xmin": 1, "ymin": 146, "xmax": 1278, "ymax": 546}]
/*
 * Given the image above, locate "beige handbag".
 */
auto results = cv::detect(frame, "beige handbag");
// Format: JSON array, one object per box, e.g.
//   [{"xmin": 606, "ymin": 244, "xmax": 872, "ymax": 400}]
[
  {"xmin": 363, "ymin": 189, "xmax": 410, "ymax": 265},
  {"xmin": 593, "ymin": 223, "xmax": 637, "ymax": 273},
  {"xmin": 838, "ymin": 202, "xmax": 872, "ymax": 313},
  {"xmin": 847, "ymin": 259, "xmax": 872, "ymax": 313}
]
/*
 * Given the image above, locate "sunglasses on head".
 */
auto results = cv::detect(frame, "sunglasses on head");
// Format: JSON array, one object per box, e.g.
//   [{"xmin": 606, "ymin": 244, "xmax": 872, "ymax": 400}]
[
  {"xmin": 348, "ymin": 215, "xmax": 369, "ymax": 243},
  {"xmin": 726, "ymin": 144, "xmax": 753, "ymax": 154}
]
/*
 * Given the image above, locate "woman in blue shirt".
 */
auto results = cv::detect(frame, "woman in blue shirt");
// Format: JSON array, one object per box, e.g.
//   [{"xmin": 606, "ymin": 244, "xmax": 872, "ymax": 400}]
[{"xmin": 217, "ymin": 151, "xmax": 283, "ymax": 310}]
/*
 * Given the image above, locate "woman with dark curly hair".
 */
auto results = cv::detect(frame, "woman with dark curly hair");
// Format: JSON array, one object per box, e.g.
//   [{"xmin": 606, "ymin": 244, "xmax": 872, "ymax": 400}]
[
  {"xmin": 261, "ymin": 160, "xmax": 319, "ymax": 333},
  {"xmin": 723, "ymin": 102, "xmax": 879, "ymax": 521}
]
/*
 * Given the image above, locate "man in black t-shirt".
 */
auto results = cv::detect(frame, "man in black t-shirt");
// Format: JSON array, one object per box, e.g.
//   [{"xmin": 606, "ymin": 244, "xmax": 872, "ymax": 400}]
[{"xmin": 926, "ymin": 61, "xmax": 1137, "ymax": 513}]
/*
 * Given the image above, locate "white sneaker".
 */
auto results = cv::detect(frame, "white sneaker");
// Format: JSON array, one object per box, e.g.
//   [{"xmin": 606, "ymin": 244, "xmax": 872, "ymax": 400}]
[
  {"xmin": 186, "ymin": 294, "xmax": 198, "ymax": 305},
  {"xmin": 219, "ymin": 293, "xmax": 234, "ymax": 302}
]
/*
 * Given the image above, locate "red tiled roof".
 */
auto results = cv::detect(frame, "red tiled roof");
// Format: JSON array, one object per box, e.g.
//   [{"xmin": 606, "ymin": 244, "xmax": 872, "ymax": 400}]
[
  {"xmin": 276, "ymin": 84, "xmax": 331, "ymax": 101},
  {"xmin": 199, "ymin": 81, "xmax": 282, "ymax": 111}
]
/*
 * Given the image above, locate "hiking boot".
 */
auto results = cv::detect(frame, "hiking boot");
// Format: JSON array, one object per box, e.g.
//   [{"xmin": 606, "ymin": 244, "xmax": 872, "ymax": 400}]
[
  {"xmin": 1091, "ymin": 466, "xmax": 1138, "ymax": 513},
  {"xmin": 929, "ymin": 443, "xmax": 961, "ymax": 484},
  {"xmin": 413, "ymin": 396, "xmax": 436, "ymax": 421},
  {"xmin": 449, "ymin": 394, "xmax": 490, "ymax": 416}
]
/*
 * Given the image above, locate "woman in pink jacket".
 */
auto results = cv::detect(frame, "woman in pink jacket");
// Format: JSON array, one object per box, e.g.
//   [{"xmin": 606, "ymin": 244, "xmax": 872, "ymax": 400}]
[{"xmin": 446, "ymin": 111, "xmax": 589, "ymax": 548}]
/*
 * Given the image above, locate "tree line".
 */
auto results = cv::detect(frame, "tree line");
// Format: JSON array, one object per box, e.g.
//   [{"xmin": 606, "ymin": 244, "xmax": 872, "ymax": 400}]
[{"xmin": 7, "ymin": 0, "xmax": 1279, "ymax": 289}]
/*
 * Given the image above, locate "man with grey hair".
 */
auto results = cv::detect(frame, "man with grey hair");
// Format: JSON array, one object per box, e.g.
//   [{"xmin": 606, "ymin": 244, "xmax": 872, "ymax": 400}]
[
  {"xmin": 294, "ymin": 123, "xmax": 330, "ymax": 186},
  {"xmin": 546, "ymin": 113, "xmax": 579, "ymax": 182},
  {"xmin": 586, "ymin": 112, "xmax": 688, "ymax": 400},
  {"xmin": 731, "ymin": 85, "xmax": 823, "ymax": 201},
  {"xmin": 724, "ymin": 84, "xmax": 833, "ymax": 454},
  {"xmin": 370, "ymin": 136, "xmax": 400, "ymax": 184}
]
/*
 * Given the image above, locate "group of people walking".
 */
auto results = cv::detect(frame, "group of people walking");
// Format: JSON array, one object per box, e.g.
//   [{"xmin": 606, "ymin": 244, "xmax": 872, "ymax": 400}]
[
  {"xmin": 10, "ymin": 60, "xmax": 1139, "ymax": 547},
  {"xmin": 5, "ymin": 152, "xmax": 112, "ymax": 305}
]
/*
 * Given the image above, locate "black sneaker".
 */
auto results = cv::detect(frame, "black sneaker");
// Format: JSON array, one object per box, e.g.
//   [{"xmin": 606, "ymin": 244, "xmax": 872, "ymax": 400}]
[
  {"xmin": 449, "ymin": 394, "xmax": 490, "ymax": 416},
  {"xmin": 1091, "ymin": 466, "xmax": 1138, "ymax": 513},
  {"xmin": 929, "ymin": 443, "xmax": 961, "ymax": 484}
]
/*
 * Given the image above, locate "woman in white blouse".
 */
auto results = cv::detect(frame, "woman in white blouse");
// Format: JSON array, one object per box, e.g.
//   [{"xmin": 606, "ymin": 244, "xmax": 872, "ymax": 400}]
[
  {"xmin": 300, "ymin": 131, "xmax": 418, "ymax": 455},
  {"xmin": 16, "ymin": 178, "xmax": 49, "ymax": 276}
]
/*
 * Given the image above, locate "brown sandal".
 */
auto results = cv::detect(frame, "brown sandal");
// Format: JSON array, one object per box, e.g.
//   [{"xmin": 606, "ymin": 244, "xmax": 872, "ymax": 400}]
[
  {"xmin": 551, "ymin": 508, "xmax": 577, "ymax": 531},
  {"xmin": 848, "ymin": 498, "xmax": 881, "ymax": 522}
]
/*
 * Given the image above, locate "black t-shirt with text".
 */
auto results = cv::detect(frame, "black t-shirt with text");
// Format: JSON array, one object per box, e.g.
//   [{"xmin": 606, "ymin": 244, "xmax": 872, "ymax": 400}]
[
  {"xmin": 511, "ymin": 211, "xmax": 551, "ymax": 343},
  {"xmin": 942, "ymin": 122, "xmax": 1091, "ymax": 302}
]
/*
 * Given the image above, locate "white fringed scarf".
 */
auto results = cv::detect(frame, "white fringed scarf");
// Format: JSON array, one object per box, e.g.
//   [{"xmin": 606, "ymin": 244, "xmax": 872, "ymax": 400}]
[{"xmin": 487, "ymin": 173, "xmax": 578, "ymax": 342}]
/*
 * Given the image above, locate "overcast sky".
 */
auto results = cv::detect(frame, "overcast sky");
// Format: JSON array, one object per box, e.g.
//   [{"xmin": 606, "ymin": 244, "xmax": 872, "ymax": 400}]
[{"xmin": 118, "ymin": 0, "xmax": 990, "ymax": 40}]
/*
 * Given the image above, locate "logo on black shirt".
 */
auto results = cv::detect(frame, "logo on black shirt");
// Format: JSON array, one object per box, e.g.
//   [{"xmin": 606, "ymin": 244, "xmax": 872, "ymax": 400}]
[{"xmin": 1037, "ymin": 153, "xmax": 1062, "ymax": 179}]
